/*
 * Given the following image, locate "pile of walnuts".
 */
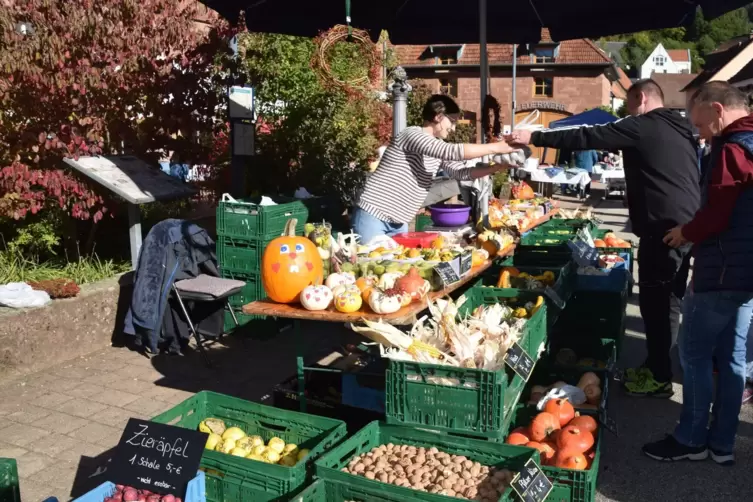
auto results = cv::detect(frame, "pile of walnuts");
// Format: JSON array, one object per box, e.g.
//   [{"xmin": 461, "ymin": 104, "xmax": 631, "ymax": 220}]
[{"xmin": 341, "ymin": 444, "xmax": 515, "ymax": 501}]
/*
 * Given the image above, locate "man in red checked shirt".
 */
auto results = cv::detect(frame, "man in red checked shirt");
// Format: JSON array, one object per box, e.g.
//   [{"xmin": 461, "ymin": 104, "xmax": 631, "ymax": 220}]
[{"xmin": 643, "ymin": 81, "xmax": 753, "ymax": 466}]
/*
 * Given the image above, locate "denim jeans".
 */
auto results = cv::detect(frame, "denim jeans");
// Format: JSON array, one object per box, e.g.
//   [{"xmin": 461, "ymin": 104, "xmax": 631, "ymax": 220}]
[
  {"xmin": 747, "ymin": 323, "xmax": 753, "ymax": 383},
  {"xmin": 351, "ymin": 207, "xmax": 408, "ymax": 245},
  {"xmin": 674, "ymin": 288, "xmax": 753, "ymax": 452}
]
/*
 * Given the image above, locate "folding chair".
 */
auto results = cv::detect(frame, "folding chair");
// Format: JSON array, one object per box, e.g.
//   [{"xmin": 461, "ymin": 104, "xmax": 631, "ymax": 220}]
[{"xmin": 172, "ymin": 274, "xmax": 246, "ymax": 366}]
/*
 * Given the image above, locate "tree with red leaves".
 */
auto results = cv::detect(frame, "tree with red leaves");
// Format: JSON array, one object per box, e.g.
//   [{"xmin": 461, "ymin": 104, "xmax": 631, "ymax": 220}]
[{"xmin": 0, "ymin": 0, "xmax": 238, "ymax": 223}]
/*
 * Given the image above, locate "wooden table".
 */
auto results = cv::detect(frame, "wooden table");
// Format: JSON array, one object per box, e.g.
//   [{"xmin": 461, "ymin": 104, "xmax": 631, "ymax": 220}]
[{"xmin": 242, "ymin": 247, "xmax": 514, "ymax": 412}]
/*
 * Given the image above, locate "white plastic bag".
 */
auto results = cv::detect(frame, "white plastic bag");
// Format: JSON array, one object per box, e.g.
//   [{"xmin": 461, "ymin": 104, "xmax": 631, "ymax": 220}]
[
  {"xmin": 536, "ymin": 385, "xmax": 587, "ymax": 410},
  {"xmin": 0, "ymin": 282, "xmax": 51, "ymax": 309}
]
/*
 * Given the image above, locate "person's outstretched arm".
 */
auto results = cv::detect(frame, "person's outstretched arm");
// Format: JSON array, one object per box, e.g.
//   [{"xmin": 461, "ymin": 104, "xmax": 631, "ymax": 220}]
[
  {"xmin": 506, "ymin": 117, "xmax": 642, "ymax": 152},
  {"xmin": 400, "ymin": 128, "xmax": 517, "ymax": 161}
]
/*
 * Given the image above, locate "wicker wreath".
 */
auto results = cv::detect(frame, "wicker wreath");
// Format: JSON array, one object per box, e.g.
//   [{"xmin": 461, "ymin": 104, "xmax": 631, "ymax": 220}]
[{"xmin": 312, "ymin": 25, "xmax": 381, "ymax": 93}]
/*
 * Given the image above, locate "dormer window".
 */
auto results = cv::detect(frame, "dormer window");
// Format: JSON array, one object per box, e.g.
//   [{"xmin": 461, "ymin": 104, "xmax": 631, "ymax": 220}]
[
  {"xmin": 532, "ymin": 47, "xmax": 555, "ymax": 63},
  {"xmin": 421, "ymin": 44, "xmax": 464, "ymax": 65}
]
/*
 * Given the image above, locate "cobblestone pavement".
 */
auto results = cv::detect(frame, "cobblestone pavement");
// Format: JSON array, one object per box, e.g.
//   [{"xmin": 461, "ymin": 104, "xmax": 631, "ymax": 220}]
[{"xmin": 3, "ymin": 189, "xmax": 752, "ymax": 501}]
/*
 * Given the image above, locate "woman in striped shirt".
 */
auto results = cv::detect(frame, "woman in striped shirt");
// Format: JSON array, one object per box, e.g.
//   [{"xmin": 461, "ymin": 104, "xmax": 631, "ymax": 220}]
[{"xmin": 354, "ymin": 95, "xmax": 518, "ymax": 243}]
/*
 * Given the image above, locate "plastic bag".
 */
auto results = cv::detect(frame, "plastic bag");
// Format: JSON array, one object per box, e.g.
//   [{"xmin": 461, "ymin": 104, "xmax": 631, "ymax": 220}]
[
  {"xmin": 0, "ymin": 282, "xmax": 51, "ymax": 309},
  {"xmin": 536, "ymin": 385, "xmax": 587, "ymax": 410}
]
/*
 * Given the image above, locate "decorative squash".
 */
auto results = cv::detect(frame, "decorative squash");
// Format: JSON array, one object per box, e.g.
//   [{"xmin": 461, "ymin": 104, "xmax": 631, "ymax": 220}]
[
  {"xmin": 377, "ymin": 272, "xmax": 403, "ymax": 290},
  {"xmin": 506, "ymin": 427, "xmax": 530, "ymax": 446},
  {"xmin": 593, "ymin": 239, "xmax": 606, "ymax": 248},
  {"xmin": 529, "ymin": 412, "xmax": 560, "ymax": 442},
  {"xmin": 394, "ymin": 268, "xmax": 431, "ymax": 302},
  {"xmin": 262, "ymin": 219, "xmax": 324, "ymax": 304},
  {"xmin": 544, "ymin": 398, "xmax": 576, "ymax": 427},
  {"xmin": 569, "ymin": 415, "xmax": 598, "ymax": 435},
  {"xmin": 333, "ymin": 285, "xmax": 362, "ymax": 313},
  {"xmin": 355, "ymin": 276, "xmax": 376, "ymax": 302},
  {"xmin": 529, "ymin": 296, "xmax": 545, "ymax": 318},
  {"xmin": 497, "ymin": 270, "xmax": 511, "ymax": 288},
  {"xmin": 431, "ymin": 236, "xmax": 445, "ymax": 250},
  {"xmin": 325, "ymin": 272, "xmax": 355, "ymax": 290},
  {"xmin": 471, "ymin": 249, "xmax": 489, "ymax": 267},
  {"xmin": 368, "ymin": 288, "xmax": 404, "ymax": 314},
  {"xmin": 556, "ymin": 426, "xmax": 594, "ymax": 454},
  {"xmin": 300, "ymin": 285, "xmax": 333, "ymax": 311},
  {"xmin": 577, "ymin": 372, "xmax": 601, "ymax": 390},
  {"xmin": 553, "ymin": 450, "xmax": 588, "ymax": 470},
  {"xmin": 583, "ymin": 384, "xmax": 602, "ymax": 405}
]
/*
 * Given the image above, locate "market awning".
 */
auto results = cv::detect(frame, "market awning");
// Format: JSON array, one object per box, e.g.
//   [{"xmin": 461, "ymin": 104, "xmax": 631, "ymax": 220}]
[
  {"xmin": 202, "ymin": 0, "xmax": 752, "ymax": 43},
  {"xmin": 548, "ymin": 109, "xmax": 618, "ymax": 129}
]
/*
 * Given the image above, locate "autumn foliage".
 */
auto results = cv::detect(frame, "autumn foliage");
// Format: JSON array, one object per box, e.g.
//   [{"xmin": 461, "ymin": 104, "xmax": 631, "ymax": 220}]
[{"xmin": 0, "ymin": 0, "xmax": 239, "ymax": 222}]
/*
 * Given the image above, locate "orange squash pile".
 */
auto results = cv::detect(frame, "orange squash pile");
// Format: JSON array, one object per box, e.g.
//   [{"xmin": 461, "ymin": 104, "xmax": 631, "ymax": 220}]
[
  {"xmin": 505, "ymin": 401, "xmax": 598, "ymax": 471},
  {"xmin": 593, "ymin": 232, "xmax": 631, "ymax": 249}
]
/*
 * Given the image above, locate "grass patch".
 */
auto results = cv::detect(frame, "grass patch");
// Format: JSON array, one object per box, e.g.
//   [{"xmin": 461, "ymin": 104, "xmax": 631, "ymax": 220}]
[{"xmin": 0, "ymin": 251, "xmax": 130, "ymax": 285}]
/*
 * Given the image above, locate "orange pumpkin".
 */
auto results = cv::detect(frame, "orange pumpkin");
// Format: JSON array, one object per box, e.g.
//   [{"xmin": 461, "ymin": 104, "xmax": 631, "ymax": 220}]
[
  {"xmin": 526, "ymin": 441, "xmax": 556, "ymax": 465},
  {"xmin": 553, "ymin": 450, "xmax": 588, "ymax": 470},
  {"xmin": 569, "ymin": 415, "xmax": 598, "ymax": 435},
  {"xmin": 262, "ymin": 219, "xmax": 324, "ymax": 304},
  {"xmin": 355, "ymin": 277, "xmax": 376, "ymax": 302},
  {"xmin": 593, "ymin": 239, "xmax": 606, "ymax": 248},
  {"xmin": 544, "ymin": 398, "xmax": 575, "ymax": 427},
  {"xmin": 529, "ymin": 412, "xmax": 560, "ymax": 442},
  {"xmin": 506, "ymin": 427, "xmax": 531, "ymax": 446},
  {"xmin": 556, "ymin": 425, "xmax": 594, "ymax": 453}
]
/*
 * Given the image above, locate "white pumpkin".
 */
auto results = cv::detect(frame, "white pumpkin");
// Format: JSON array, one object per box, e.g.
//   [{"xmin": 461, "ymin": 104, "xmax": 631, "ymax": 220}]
[
  {"xmin": 368, "ymin": 289, "xmax": 404, "ymax": 314},
  {"xmin": 300, "ymin": 285, "xmax": 333, "ymax": 311},
  {"xmin": 325, "ymin": 272, "xmax": 355, "ymax": 290},
  {"xmin": 377, "ymin": 272, "xmax": 403, "ymax": 290}
]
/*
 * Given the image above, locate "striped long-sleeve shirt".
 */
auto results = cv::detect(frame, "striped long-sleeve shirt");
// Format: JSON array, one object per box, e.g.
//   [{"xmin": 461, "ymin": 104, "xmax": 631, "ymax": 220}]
[{"xmin": 357, "ymin": 127, "xmax": 472, "ymax": 223}]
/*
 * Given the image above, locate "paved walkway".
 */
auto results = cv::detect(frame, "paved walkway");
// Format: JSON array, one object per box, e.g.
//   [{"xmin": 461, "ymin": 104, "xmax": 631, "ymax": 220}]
[{"xmin": 1, "ymin": 190, "xmax": 751, "ymax": 501}]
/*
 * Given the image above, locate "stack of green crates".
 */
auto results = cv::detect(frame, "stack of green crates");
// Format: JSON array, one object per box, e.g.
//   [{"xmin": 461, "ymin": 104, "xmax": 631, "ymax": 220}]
[
  {"xmin": 216, "ymin": 196, "xmax": 309, "ymax": 330},
  {"xmin": 0, "ymin": 458, "xmax": 20, "ymax": 502}
]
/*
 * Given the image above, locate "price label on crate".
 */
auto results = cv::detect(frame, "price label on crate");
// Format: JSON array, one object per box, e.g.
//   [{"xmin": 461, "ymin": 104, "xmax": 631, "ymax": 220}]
[
  {"xmin": 434, "ymin": 261, "xmax": 460, "ymax": 286},
  {"xmin": 110, "ymin": 418, "xmax": 207, "ymax": 499},
  {"xmin": 543, "ymin": 286, "xmax": 565, "ymax": 309},
  {"xmin": 504, "ymin": 342, "xmax": 535, "ymax": 381},
  {"xmin": 511, "ymin": 458, "xmax": 553, "ymax": 502}
]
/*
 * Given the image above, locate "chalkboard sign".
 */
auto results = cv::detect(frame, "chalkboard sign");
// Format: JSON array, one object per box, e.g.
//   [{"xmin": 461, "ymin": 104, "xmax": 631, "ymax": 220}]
[
  {"xmin": 459, "ymin": 251, "xmax": 473, "ymax": 276},
  {"xmin": 567, "ymin": 240, "xmax": 599, "ymax": 267},
  {"xmin": 504, "ymin": 342, "xmax": 535, "ymax": 381},
  {"xmin": 110, "ymin": 418, "xmax": 207, "ymax": 498},
  {"xmin": 434, "ymin": 261, "xmax": 460, "ymax": 286},
  {"xmin": 543, "ymin": 286, "xmax": 565, "ymax": 309},
  {"xmin": 511, "ymin": 458, "xmax": 553, "ymax": 502}
]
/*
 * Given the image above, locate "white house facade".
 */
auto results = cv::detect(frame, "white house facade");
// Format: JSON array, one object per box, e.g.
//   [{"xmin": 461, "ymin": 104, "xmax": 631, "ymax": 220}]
[{"xmin": 640, "ymin": 44, "xmax": 692, "ymax": 79}]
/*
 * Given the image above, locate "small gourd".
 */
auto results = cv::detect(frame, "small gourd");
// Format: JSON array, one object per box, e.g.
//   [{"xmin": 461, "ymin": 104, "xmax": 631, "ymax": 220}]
[
  {"xmin": 333, "ymin": 285, "xmax": 362, "ymax": 313},
  {"xmin": 377, "ymin": 272, "xmax": 403, "ymax": 290},
  {"xmin": 300, "ymin": 285, "xmax": 333, "ymax": 311},
  {"xmin": 325, "ymin": 272, "xmax": 355, "ymax": 290},
  {"xmin": 368, "ymin": 288, "xmax": 405, "ymax": 314}
]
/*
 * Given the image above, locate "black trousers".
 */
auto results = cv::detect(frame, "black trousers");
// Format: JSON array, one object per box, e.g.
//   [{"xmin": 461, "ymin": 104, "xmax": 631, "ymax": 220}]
[{"xmin": 637, "ymin": 236, "xmax": 692, "ymax": 382}]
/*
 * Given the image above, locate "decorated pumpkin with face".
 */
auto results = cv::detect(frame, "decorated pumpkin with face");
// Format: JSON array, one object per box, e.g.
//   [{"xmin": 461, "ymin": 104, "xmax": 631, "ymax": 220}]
[{"xmin": 262, "ymin": 219, "xmax": 324, "ymax": 304}]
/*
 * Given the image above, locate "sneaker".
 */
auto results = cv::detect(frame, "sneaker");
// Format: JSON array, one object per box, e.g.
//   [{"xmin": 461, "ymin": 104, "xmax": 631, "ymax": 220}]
[
  {"xmin": 624, "ymin": 365, "xmax": 651, "ymax": 382},
  {"xmin": 743, "ymin": 384, "xmax": 753, "ymax": 405},
  {"xmin": 623, "ymin": 374, "xmax": 674, "ymax": 398},
  {"xmin": 643, "ymin": 435, "xmax": 708, "ymax": 462},
  {"xmin": 709, "ymin": 448, "xmax": 735, "ymax": 466}
]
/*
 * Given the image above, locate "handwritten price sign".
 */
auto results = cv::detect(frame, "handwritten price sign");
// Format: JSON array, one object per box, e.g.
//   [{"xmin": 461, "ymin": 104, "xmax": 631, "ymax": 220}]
[{"xmin": 111, "ymin": 418, "xmax": 207, "ymax": 498}]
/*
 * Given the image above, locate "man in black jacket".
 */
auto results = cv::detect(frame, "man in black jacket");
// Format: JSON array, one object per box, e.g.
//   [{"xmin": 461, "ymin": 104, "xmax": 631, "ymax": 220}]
[{"xmin": 507, "ymin": 79, "xmax": 700, "ymax": 397}]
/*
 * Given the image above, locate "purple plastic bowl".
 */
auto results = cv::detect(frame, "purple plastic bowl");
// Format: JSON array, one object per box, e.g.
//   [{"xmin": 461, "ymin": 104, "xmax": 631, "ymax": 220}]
[{"xmin": 429, "ymin": 203, "xmax": 472, "ymax": 227}]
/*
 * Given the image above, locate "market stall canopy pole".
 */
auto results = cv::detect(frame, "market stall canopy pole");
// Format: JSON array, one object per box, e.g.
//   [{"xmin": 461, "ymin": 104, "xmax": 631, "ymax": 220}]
[{"xmin": 202, "ymin": 0, "xmax": 753, "ymax": 44}]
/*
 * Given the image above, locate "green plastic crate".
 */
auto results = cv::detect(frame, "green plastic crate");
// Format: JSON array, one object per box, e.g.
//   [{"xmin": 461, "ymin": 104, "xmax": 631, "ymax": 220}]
[
  {"xmin": 547, "ymin": 338, "xmax": 618, "ymax": 375},
  {"xmin": 0, "ymin": 459, "xmax": 20, "ymax": 502},
  {"xmin": 217, "ymin": 196, "xmax": 309, "ymax": 240},
  {"xmin": 217, "ymin": 236, "xmax": 274, "ymax": 275},
  {"xmin": 315, "ymin": 421, "xmax": 539, "ymax": 502},
  {"xmin": 473, "ymin": 262, "xmax": 576, "ymax": 328},
  {"xmin": 513, "ymin": 234, "xmax": 574, "ymax": 268},
  {"xmin": 219, "ymin": 270, "xmax": 267, "ymax": 306},
  {"xmin": 507, "ymin": 405, "xmax": 601, "ymax": 502},
  {"xmin": 151, "ymin": 391, "xmax": 347, "ymax": 502},
  {"xmin": 554, "ymin": 290, "xmax": 627, "ymax": 357},
  {"xmin": 385, "ymin": 290, "xmax": 547, "ymax": 440}
]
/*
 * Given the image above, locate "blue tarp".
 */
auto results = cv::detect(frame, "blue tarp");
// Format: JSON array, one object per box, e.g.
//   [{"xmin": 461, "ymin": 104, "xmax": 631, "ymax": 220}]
[{"xmin": 548, "ymin": 109, "xmax": 619, "ymax": 129}]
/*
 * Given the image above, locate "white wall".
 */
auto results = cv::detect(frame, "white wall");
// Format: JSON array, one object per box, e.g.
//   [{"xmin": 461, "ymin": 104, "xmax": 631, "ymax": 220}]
[{"xmin": 640, "ymin": 44, "xmax": 691, "ymax": 79}]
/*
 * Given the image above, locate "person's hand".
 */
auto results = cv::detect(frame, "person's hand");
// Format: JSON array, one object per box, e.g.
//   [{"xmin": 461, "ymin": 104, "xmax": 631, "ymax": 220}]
[
  {"xmin": 490, "ymin": 138, "xmax": 516, "ymax": 155},
  {"xmin": 504, "ymin": 129, "xmax": 533, "ymax": 146},
  {"xmin": 663, "ymin": 226, "xmax": 688, "ymax": 248}
]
